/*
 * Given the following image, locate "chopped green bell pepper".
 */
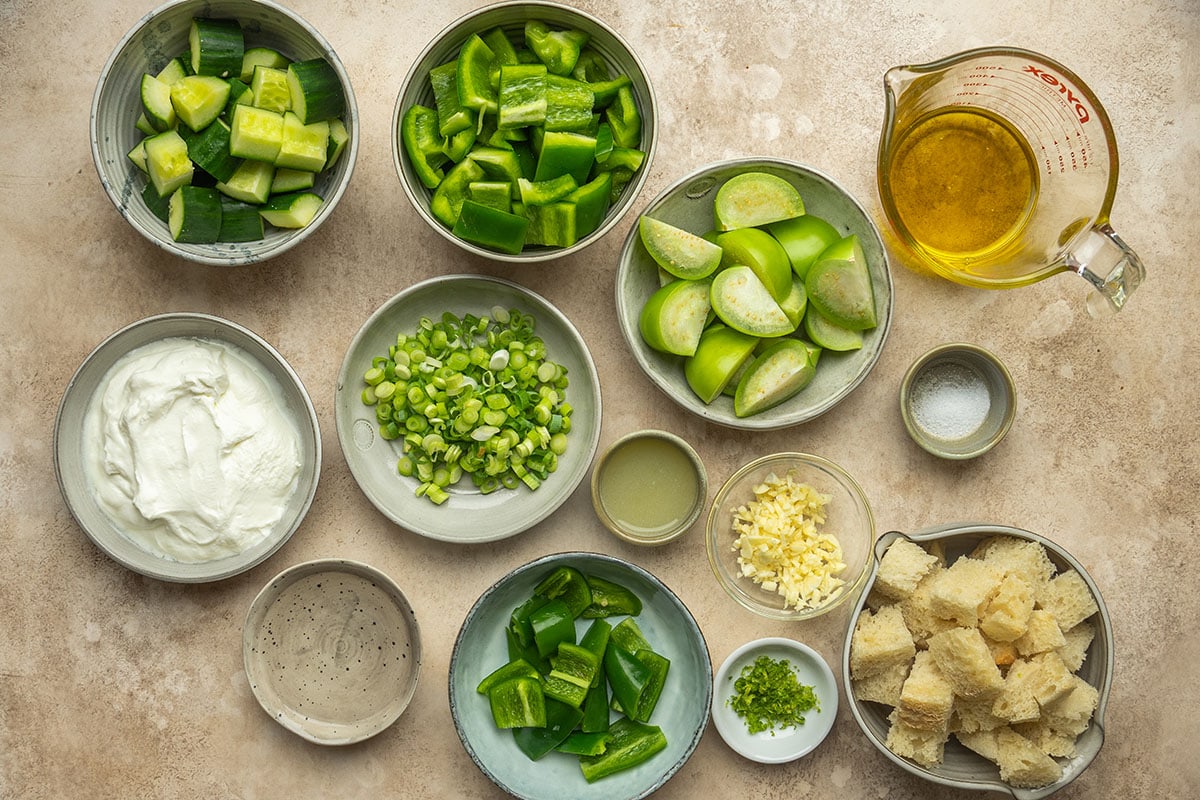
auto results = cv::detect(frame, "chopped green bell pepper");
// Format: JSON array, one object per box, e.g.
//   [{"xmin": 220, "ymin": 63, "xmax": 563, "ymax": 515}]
[
  {"xmin": 518, "ymin": 174, "xmax": 578, "ymax": 207},
  {"xmin": 430, "ymin": 157, "xmax": 485, "ymax": 227},
  {"xmin": 481, "ymin": 26, "xmax": 520, "ymax": 87},
  {"xmin": 566, "ymin": 172, "xmax": 612, "ymax": 240},
  {"xmin": 469, "ymin": 146, "xmax": 526, "ymax": 197},
  {"xmin": 543, "ymin": 671, "xmax": 590, "ymax": 708},
  {"xmin": 578, "ymin": 618, "xmax": 612, "ymax": 678},
  {"xmin": 452, "ymin": 200, "xmax": 529, "ymax": 254},
  {"xmin": 593, "ymin": 123, "xmax": 614, "ymax": 163},
  {"xmin": 605, "ymin": 85, "xmax": 642, "ymax": 148},
  {"xmin": 581, "ymin": 574, "xmax": 642, "ymax": 618},
  {"xmin": 524, "ymin": 201, "xmax": 577, "ymax": 247},
  {"xmin": 580, "ymin": 679, "xmax": 610, "ymax": 733},
  {"xmin": 629, "ymin": 649, "xmax": 670, "ymax": 722},
  {"xmin": 476, "ymin": 657, "xmax": 541, "ymax": 695},
  {"xmin": 545, "ymin": 75, "xmax": 594, "ymax": 132},
  {"xmin": 603, "ymin": 644, "xmax": 652, "ymax": 717},
  {"xmin": 488, "ymin": 676, "xmax": 546, "ymax": 729},
  {"xmin": 441, "ymin": 124, "xmax": 477, "ymax": 163},
  {"xmin": 609, "ymin": 617, "xmax": 652, "ymax": 654},
  {"xmin": 401, "ymin": 104, "xmax": 447, "ymax": 189},
  {"xmin": 556, "ymin": 731, "xmax": 611, "ymax": 756},
  {"xmin": 468, "ymin": 181, "xmax": 512, "ymax": 212},
  {"xmin": 588, "ymin": 75, "xmax": 633, "ymax": 108},
  {"xmin": 429, "ymin": 60, "xmax": 474, "ymax": 137},
  {"xmin": 512, "ymin": 697, "xmax": 583, "ymax": 760},
  {"xmin": 571, "ymin": 48, "xmax": 611, "ymax": 83},
  {"xmin": 533, "ymin": 565, "xmax": 593, "ymax": 617},
  {"xmin": 524, "ymin": 20, "xmax": 589, "ymax": 76},
  {"xmin": 498, "ymin": 63, "xmax": 547, "ymax": 130},
  {"xmin": 457, "ymin": 33, "xmax": 498, "ymax": 115},
  {"xmin": 529, "ymin": 598, "xmax": 576, "ymax": 657},
  {"xmin": 534, "ymin": 131, "xmax": 596, "ymax": 184},
  {"xmin": 578, "ymin": 717, "xmax": 667, "ymax": 783},
  {"xmin": 550, "ymin": 642, "xmax": 602, "ymax": 690}
]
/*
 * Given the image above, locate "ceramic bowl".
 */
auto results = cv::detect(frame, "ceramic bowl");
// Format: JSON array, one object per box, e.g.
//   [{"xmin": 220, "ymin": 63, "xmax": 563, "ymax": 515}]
[
  {"xmin": 711, "ymin": 637, "xmax": 839, "ymax": 763},
  {"xmin": 843, "ymin": 524, "xmax": 1113, "ymax": 799},
  {"xmin": 92, "ymin": 0, "xmax": 358, "ymax": 265},
  {"xmin": 243, "ymin": 559, "xmax": 422, "ymax": 745},
  {"xmin": 705, "ymin": 452, "xmax": 874, "ymax": 621},
  {"xmin": 449, "ymin": 551, "xmax": 711, "ymax": 799},
  {"xmin": 334, "ymin": 275, "xmax": 601, "ymax": 543},
  {"xmin": 391, "ymin": 0, "xmax": 656, "ymax": 262},
  {"xmin": 900, "ymin": 343, "xmax": 1017, "ymax": 459},
  {"xmin": 590, "ymin": 429, "xmax": 707, "ymax": 546},
  {"xmin": 53, "ymin": 312, "xmax": 320, "ymax": 582},
  {"xmin": 615, "ymin": 157, "xmax": 893, "ymax": 430}
]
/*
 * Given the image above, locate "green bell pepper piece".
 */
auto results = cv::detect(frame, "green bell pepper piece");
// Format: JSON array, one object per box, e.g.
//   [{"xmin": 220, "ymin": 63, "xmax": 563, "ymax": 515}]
[
  {"xmin": 593, "ymin": 123, "xmax": 614, "ymax": 163},
  {"xmin": 488, "ymin": 676, "xmax": 546, "ymax": 729},
  {"xmin": 468, "ymin": 181, "xmax": 512, "ymax": 212},
  {"xmin": 401, "ymin": 104, "xmax": 448, "ymax": 189},
  {"xmin": 571, "ymin": 48, "xmax": 611, "ymax": 82},
  {"xmin": 441, "ymin": 123, "xmax": 477, "ymax": 163},
  {"xmin": 629, "ymin": 649, "xmax": 670, "ymax": 722},
  {"xmin": 512, "ymin": 698, "xmax": 583, "ymax": 760},
  {"xmin": 556, "ymin": 731, "xmax": 611, "ymax": 756},
  {"xmin": 578, "ymin": 717, "xmax": 667, "ymax": 783},
  {"xmin": 545, "ymin": 75, "xmax": 594, "ymax": 132},
  {"xmin": 498, "ymin": 63, "xmax": 547, "ymax": 130},
  {"xmin": 505, "ymin": 625, "xmax": 550, "ymax": 673},
  {"xmin": 605, "ymin": 85, "xmax": 641, "ymax": 148},
  {"xmin": 476, "ymin": 657, "xmax": 541, "ymax": 695},
  {"xmin": 587, "ymin": 75, "xmax": 633, "ymax": 108},
  {"xmin": 431, "ymin": 157, "xmax": 485, "ymax": 227},
  {"xmin": 533, "ymin": 565, "xmax": 593, "ymax": 617},
  {"xmin": 518, "ymin": 174, "xmax": 578, "ymax": 207},
  {"xmin": 508, "ymin": 594, "xmax": 551, "ymax": 650},
  {"xmin": 609, "ymin": 617, "xmax": 652, "ymax": 654},
  {"xmin": 581, "ymin": 573, "xmax": 642, "ymax": 618},
  {"xmin": 542, "ymin": 671, "xmax": 589, "ymax": 708},
  {"xmin": 524, "ymin": 20, "xmax": 589, "ymax": 76},
  {"xmin": 481, "ymin": 26, "xmax": 520, "ymax": 87},
  {"xmin": 457, "ymin": 33, "xmax": 498, "ymax": 115},
  {"xmin": 603, "ymin": 644, "xmax": 652, "ymax": 717},
  {"xmin": 580, "ymin": 679, "xmax": 610, "ymax": 733},
  {"xmin": 469, "ymin": 146, "xmax": 525, "ymax": 197},
  {"xmin": 429, "ymin": 60, "xmax": 474, "ymax": 137},
  {"xmin": 578, "ymin": 618, "xmax": 612, "ymax": 676},
  {"xmin": 512, "ymin": 141, "xmax": 538, "ymax": 183},
  {"xmin": 534, "ymin": 131, "xmax": 596, "ymax": 184},
  {"xmin": 529, "ymin": 598, "xmax": 576, "ymax": 657},
  {"xmin": 524, "ymin": 201, "xmax": 577, "ymax": 248},
  {"xmin": 452, "ymin": 199, "xmax": 529, "ymax": 254},
  {"xmin": 566, "ymin": 172, "xmax": 612, "ymax": 240},
  {"xmin": 550, "ymin": 642, "xmax": 602, "ymax": 690}
]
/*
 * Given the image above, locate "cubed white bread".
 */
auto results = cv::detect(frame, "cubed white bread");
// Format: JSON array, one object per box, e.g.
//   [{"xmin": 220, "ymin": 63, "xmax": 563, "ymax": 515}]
[
  {"xmin": 971, "ymin": 535, "xmax": 1056, "ymax": 592},
  {"xmin": 995, "ymin": 727, "xmax": 1064, "ymax": 789},
  {"xmin": 900, "ymin": 566, "xmax": 960, "ymax": 647},
  {"xmin": 875, "ymin": 538, "xmax": 940, "ymax": 601},
  {"xmin": 955, "ymin": 727, "xmax": 1002, "ymax": 762},
  {"xmin": 929, "ymin": 557, "xmax": 1003, "ymax": 627},
  {"xmin": 1042, "ymin": 675, "xmax": 1099, "ymax": 738},
  {"xmin": 865, "ymin": 587, "xmax": 892, "ymax": 611},
  {"xmin": 1029, "ymin": 651, "xmax": 1075, "ymax": 708},
  {"xmin": 850, "ymin": 604, "xmax": 916, "ymax": 679},
  {"xmin": 980, "ymin": 572, "xmax": 1035, "ymax": 643},
  {"xmin": 1037, "ymin": 570, "xmax": 1100, "ymax": 632},
  {"xmin": 885, "ymin": 708, "xmax": 949, "ymax": 768},
  {"xmin": 897, "ymin": 650, "xmax": 955, "ymax": 731},
  {"xmin": 991, "ymin": 658, "xmax": 1043, "ymax": 725},
  {"xmin": 983, "ymin": 634, "xmax": 1019, "ymax": 668},
  {"xmin": 852, "ymin": 659, "xmax": 910, "ymax": 707},
  {"xmin": 952, "ymin": 695, "xmax": 1009, "ymax": 734},
  {"xmin": 1015, "ymin": 609, "xmax": 1066, "ymax": 656},
  {"xmin": 927, "ymin": 627, "xmax": 1005, "ymax": 699},
  {"xmin": 1056, "ymin": 620, "xmax": 1095, "ymax": 672},
  {"xmin": 1013, "ymin": 718, "xmax": 1078, "ymax": 758}
]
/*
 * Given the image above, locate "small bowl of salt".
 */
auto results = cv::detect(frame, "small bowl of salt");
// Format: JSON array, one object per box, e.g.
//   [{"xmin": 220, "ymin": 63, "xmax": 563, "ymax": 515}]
[{"xmin": 899, "ymin": 343, "xmax": 1016, "ymax": 459}]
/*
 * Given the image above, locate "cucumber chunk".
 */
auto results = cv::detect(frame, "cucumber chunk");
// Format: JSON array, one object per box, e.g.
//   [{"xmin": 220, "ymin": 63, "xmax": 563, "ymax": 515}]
[
  {"xmin": 216, "ymin": 158, "xmax": 275, "ymax": 204},
  {"xmin": 259, "ymin": 191, "xmax": 324, "ymax": 229},
  {"xmin": 286, "ymin": 58, "xmax": 344, "ymax": 124},
  {"xmin": 140, "ymin": 73, "xmax": 177, "ymax": 132},
  {"xmin": 143, "ymin": 129, "xmax": 194, "ymax": 197},
  {"xmin": 170, "ymin": 75, "xmax": 231, "ymax": 131},
  {"xmin": 168, "ymin": 185, "xmax": 222, "ymax": 243},
  {"xmin": 217, "ymin": 196, "xmax": 264, "ymax": 242},
  {"xmin": 250, "ymin": 65, "xmax": 291, "ymax": 114},
  {"xmin": 270, "ymin": 167, "xmax": 315, "ymax": 194},
  {"xmin": 275, "ymin": 111, "xmax": 328, "ymax": 172},
  {"xmin": 325, "ymin": 117, "xmax": 350, "ymax": 168},
  {"xmin": 155, "ymin": 56, "xmax": 191, "ymax": 86},
  {"xmin": 240, "ymin": 46, "xmax": 289, "ymax": 83},
  {"xmin": 190, "ymin": 18, "xmax": 244, "ymax": 78},
  {"xmin": 181, "ymin": 118, "xmax": 241, "ymax": 183},
  {"xmin": 229, "ymin": 104, "xmax": 284, "ymax": 162}
]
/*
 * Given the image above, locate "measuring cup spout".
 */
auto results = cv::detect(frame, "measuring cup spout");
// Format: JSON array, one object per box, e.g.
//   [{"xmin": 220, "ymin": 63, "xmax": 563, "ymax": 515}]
[{"xmin": 1066, "ymin": 224, "xmax": 1146, "ymax": 316}]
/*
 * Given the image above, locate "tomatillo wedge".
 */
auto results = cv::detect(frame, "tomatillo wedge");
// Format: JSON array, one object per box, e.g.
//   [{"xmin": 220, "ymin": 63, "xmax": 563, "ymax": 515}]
[
  {"xmin": 639, "ymin": 278, "xmax": 712, "ymax": 356},
  {"xmin": 733, "ymin": 338, "xmax": 820, "ymax": 417},
  {"xmin": 640, "ymin": 216, "xmax": 724, "ymax": 280},
  {"xmin": 716, "ymin": 227, "xmax": 792, "ymax": 303},
  {"xmin": 768, "ymin": 213, "xmax": 841, "ymax": 279},
  {"xmin": 805, "ymin": 256, "xmax": 877, "ymax": 330},
  {"xmin": 685, "ymin": 324, "xmax": 758, "ymax": 403},
  {"xmin": 713, "ymin": 171, "xmax": 805, "ymax": 231},
  {"xmin": 804, "ymin": 306, "xmax": 863, "ymax": 351},
  {"xmin": 710, "ymin": 265, "xmax": 796, "ymax": 337},
  {"xmin": 817, "ymin": 232, "xmax": 867, "ymax": 265},
  {"xmin": 778, "ymin": 277, "xmax": 809, "ymax": 328}
]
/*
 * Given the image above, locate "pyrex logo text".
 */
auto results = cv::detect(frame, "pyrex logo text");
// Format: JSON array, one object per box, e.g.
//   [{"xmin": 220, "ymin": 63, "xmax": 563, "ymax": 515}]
[{"xmin": 1024, "ymin": 65, "xmax": 1091, "ymax": 124}]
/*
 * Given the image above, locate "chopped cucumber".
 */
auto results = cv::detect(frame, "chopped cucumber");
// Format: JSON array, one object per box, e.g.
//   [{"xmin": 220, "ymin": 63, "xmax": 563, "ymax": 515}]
[
  {"xmin": 218, "ymin": 197, "xmax": 265, "ymax": 242},
  {"xmin": 225, "ymin": 77, "xmax": 252, "ymax": 119},
  {"xmin": 275, "ymin": 111, "xmax": 328, "ymax": 172},
  {"xmin": 190, "ymin": 18, "xmax": 244, "ymax": 77},
  {"xmin": 168, "ymin": 185, "xmax": 223, "ymax": 243},
  {"xmin": 250, "ymin": 65, "xmax": 291, "ymax": 114},
  {"xmin": 240, "ymin": 46, "xmax": 289, "ymax": 82},
  {"xmin": 286, "ymin": 58, "xmax": 344, "ymax": 123},
  {"xmin": 181, "ymin": 118, "xmax": 241, "ymax": 183},
  {"xmin": 143, "ymin": 129, "xmax": 194, "ymax": 197},
  {"xmin": 170, "ymin": 74, "xmax": 230, "ymax": 132},
  {"xmin": 229, "ymin": 103, "xmax": 284, "ymax": 162},
  {"xmin": 155, "ymin": 56, "xmax": 191, "ymax": 86},
  {"xmin": 127, "ymin": 141, "xmax": 148, "ymax": 173},
  {"xmin": 216, "ymin": 158, "xmax": 275, "ymax": 204},
  {"xmin": 259, "ymin": 191, "xmax": 323, "ymax": 228},
  {"xmin": 270, "ymin": 167, "xmax": 315, "ymax": 194},
  {"xmin": 140, "ymin": 73, "xmax": 176, "ymax": 132},
  {"xmin": 142, "ymin": 182, "xmax": 172, "ymax": 222},
  {"xmin": 326, "ymin": 117, "xmax": 349, "ymax": 168}
]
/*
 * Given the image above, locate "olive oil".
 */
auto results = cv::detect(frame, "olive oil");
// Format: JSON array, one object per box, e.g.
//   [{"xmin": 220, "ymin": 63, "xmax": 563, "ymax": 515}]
[{"xmin": 885, "ymin": 108, "xmax": 1038, "ymax": 261}]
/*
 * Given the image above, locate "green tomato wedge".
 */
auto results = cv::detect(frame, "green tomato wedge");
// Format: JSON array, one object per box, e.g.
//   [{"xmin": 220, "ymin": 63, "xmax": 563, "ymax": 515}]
[
  {"xmin": 733, "ymin": 339, "xmax": 820, "ymax": 417},
  {"xmin": 804, "ymin": 306, "xmax": 863, "ymax": 351},
  {"xmin": 778, "ymin": 277, "xmax": 808, "ymax": 328},
  {"xmin": 684, "ymin": 324, "xmax": 759, "ymax": 403},
  {"xmin": 710, "ymin": 265, "xmax": 796, "ymax": 337},
  {"xmin": 817, "ymin": 232, "xmax": 867, "ymax": 265},
  {"xmin": 639, "ymin": 216, "xmax": 723, "ymax": 280},
  {"xmin": 713, "ymin": 171, "xmax": 805, "ymax": 231},
  {"xmin": 805, "ymin": 256, "xmax": 877, "ymax": 330},
  {"xmin": 715, "ymin": 227, "xmax": 792, "ymax": 303},
  {"xmin": 768, "ymin": 214, "xmax": 841, "ymax": 279},
  {"xmin": 639, "ymin": 279, "xmax": 712, "ymax": 356}
]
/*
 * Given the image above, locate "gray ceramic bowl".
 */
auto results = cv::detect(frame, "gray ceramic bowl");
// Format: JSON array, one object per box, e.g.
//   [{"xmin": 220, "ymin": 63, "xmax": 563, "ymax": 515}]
[
  {"xmin": 449, "ymin": 551, "xmax": 711, "ymax": 799},
  {"xmin": 615, "ymin": 157, "xmax": 893, "ymax": 430},
  {"xmin": 334, "ymin": 275, "xmax": 601, "ymax": 543},
  {"xmin": 53, "ymin": 313, "xmax": 321, "ymax": 582},
  {"xmin": 392, "ymin": 0, "xmax": 656, "ymax": 262},
  {"xmin": 91, "ymin": 0, "xmax": 358, "ymax": 265},
  {"xmin": 243, "ymin": 558, "xmax": 422, "ymax": 745},
  {"xmin": 843, "ymin": 524, "xmax": 1113, "ymax": 799}
]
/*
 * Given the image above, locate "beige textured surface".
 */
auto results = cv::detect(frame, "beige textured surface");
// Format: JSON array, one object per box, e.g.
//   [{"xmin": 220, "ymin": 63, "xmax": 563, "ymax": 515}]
[{"xmin": 2, "ymin": 0, "xmax": 1197, "ymax": 798}]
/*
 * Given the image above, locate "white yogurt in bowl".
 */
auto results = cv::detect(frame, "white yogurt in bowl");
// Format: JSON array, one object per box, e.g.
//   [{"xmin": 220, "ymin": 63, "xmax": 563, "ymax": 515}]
[
  {"xmin": 83, "ymin": 337, "xmax": 303, "ymax": 563},
  {"xmin": 55, "ymin": 313, "xmax": 321, "ymax": 582}
]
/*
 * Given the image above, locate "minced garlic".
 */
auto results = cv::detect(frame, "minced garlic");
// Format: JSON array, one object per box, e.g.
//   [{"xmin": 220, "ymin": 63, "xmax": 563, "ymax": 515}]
[{"xmin": 730, "ymin": 472, "xmax": 846, "ymax": 610}]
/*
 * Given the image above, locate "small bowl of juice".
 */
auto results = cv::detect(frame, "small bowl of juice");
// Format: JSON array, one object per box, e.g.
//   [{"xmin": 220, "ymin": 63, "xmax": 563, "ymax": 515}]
[{"xmin": 590, "ymin": 429, "xmax": 707, "ymax": 546}]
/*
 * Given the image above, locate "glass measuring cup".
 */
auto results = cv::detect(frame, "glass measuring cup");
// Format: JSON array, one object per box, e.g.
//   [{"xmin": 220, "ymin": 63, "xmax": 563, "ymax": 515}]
[{"xmin": 877, "ymin": 47, "xmax": 1145, "ymax": 315}]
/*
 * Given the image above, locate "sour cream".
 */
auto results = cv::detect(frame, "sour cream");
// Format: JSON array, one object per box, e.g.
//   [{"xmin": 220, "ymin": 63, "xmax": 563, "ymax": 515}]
[{"xmin": 82, "ymin": 336, "xmax": 303, "ymax": 563}]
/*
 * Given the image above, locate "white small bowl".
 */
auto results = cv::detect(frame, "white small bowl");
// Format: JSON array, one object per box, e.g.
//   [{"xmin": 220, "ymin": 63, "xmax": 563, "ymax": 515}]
[
  {"xmin": 712, "ymin": 637, "xmax": 838, "ymax": 763},
  {"xmin": 243, "ymin": 559, "xmax": 422, "ymax": 745}
]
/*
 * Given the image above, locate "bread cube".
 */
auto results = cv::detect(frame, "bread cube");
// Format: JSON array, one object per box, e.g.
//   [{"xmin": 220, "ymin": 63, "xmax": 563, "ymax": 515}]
[
  {"xmin": 1042, "ymin": 675, "xmax": 1099, "ymax": 738},
  {"xmin": 1057, "ymin": 620, "xmax": 1095, "ymax": 672},
  {"xmin": 991, "ymin": 658, "xmax": 1042, "ymax": 724},
  {"xmin": 1037, "ymin": 570, "xmax": 1099, "ymax": 632},
  {"xmin": 900, "ymin": 565, "xmax": 959, "ymax": 647},
  {"xmin": 983, "ymin": 634, "xmax": 1019, "ymax": 668},
  {"xmin": 897, "ymin": 651, "xmax": 955, "ymax": 731},
  {"xmin": 1015, "ymin": 609, "xmax": 1065, "ymax": 657},
  {"xmin": 952, "ymin": 694, "xmax": 1008, "ymax": 734},
  {"xmin": 971, "ymin": 535, "xmax": 1055, "ymax": 592},
  {"xmin": 885, "ymin": 709, "xmax": 948, "ymax": 768},
  {"xmin": 927, "ymin": 627, "xmax": 1005, "ymax": 699},
  {"xmin": 875, "ymin": 538, "xmax": 939, "ymax": 601},
  {"xmin": 1029, "ymin": 651, "xmax": 1075, "ymax": 708},
  {"xmin": 852, "ymin": 659, "xmax": 910, "ymax": 708},
  {"xmin": 929, "ymin": 557, "xmax": 1002, "ymax": 627},
  {"xmin": 955, "ymin": 727, "xmax": 1002, "ymax": 762},
  {"xmin": 980, "ymin": 572, "xmax": 1035, "ymax": 642},
  {"xmin": 1013, "ymin": 718, "xmax": 1078, "ymax": 758},
  {"xmin": 995, "ymin": 727, "xmax": 1064, "ymax": 788},
  {"xmin": 850, "ymin": 604, "xmax": 916, "ymax": 679}
]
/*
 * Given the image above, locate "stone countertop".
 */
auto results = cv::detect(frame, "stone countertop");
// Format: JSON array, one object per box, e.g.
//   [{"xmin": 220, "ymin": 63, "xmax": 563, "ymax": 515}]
[{"xmin": 2, "ymin": 0, "xmax": 1197, "ymax": 797}]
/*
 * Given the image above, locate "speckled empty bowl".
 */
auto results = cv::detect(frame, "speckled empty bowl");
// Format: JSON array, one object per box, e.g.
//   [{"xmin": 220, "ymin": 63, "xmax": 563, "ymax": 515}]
[
  {"xmin": 243, "ymin": 558, "xmax": 422, "ymax": 745},
  {"xmin": 53, "ymin": 312, "xmax": 321, "ymax": 583},
  {"xmin": 92, "ymin": 0, "xmax": 358, "ymax": 265}
]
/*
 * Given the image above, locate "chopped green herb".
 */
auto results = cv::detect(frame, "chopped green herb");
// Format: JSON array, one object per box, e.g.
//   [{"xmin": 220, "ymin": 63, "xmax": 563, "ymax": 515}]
[{"xmin": 727, "ymin": 655, "xmax": 819, "ymax": 735}]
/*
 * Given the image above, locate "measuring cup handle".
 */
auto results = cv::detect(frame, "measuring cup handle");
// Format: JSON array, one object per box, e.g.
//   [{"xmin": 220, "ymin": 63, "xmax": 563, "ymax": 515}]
[{"xmin": 1066, "ymin": 224, "xmax": 1146, "ymax": 315}]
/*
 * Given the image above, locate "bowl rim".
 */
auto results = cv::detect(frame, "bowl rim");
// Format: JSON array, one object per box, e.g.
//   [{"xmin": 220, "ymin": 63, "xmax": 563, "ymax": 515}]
[
  {"xmin": 90, "ymin": 0, "xmax": 360, "ymax": 266},
  {"xmin": 614, "ymin": 156, "xmax": 894, "ymax": 430},
  {"xmin": 704, "ymin": 451, "xmax": 875, "ymax": 621},
  {"xmin": 590, "ymin": 428, "xmax": 708, "ymax": 546},
  {"xmin": 389, "ymin": 0, "xmax": 658, "ymax": 263},
  {"xmin": 241, "ymin": 557, "xmax": 423, "ymax": 745},
  {"xmin": 841, "ymin": 523, "xmax": 1114, "ymax": 799},
  {"xmin": 710, "ymin": 636, "xmax": 839, "ymax": 763},
  {"xmin": 52, "ymin": 311, "xmax": 322, "ymax": 582}
]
